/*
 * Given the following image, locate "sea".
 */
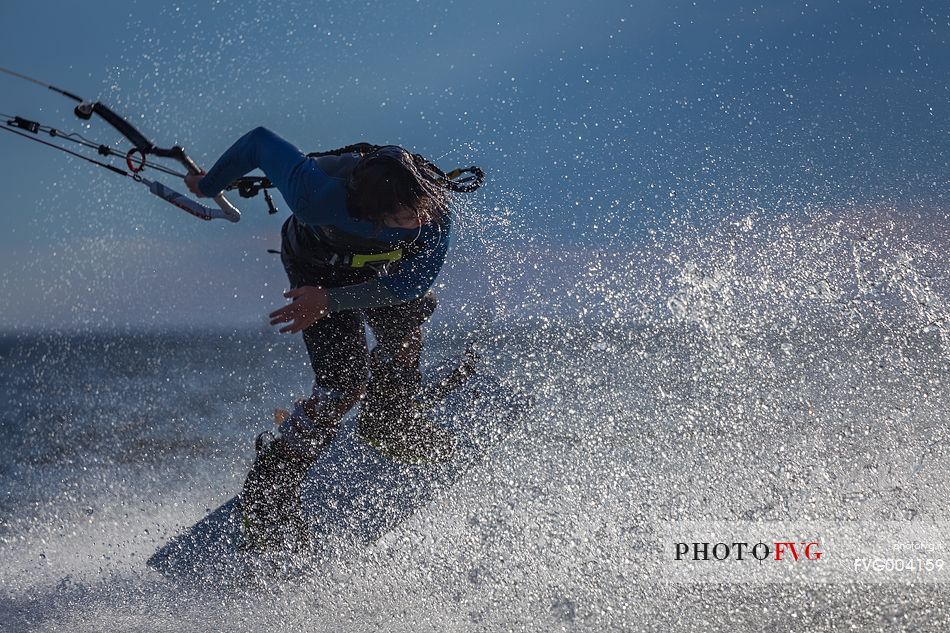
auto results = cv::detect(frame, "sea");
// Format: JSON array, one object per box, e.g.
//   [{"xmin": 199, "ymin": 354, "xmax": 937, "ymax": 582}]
[{"xmin": 1, "ymin": 207, "xmax": 948, "ymax": 632}]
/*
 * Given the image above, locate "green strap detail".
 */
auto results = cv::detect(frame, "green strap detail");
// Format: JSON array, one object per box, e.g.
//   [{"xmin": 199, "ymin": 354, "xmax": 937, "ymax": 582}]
[{"xmin": 351, "ymin": 248, "xmax": 403, "ymax": 268}]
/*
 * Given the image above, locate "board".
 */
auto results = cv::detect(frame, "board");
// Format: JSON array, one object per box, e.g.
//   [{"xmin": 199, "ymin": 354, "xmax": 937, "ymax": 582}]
[{"xmin": 147, "ymin": 372, "xmax": 530, "ymax": 580}]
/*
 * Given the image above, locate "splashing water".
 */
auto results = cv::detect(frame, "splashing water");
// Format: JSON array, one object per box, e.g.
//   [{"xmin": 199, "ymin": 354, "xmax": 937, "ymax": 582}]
[
  {"xmin": 1, "ymin": 203, "xmax": 947, "ymax": 631},
  {"xmin": 1, "ymin": 0, "xmax": 948, "ymax": 629}
]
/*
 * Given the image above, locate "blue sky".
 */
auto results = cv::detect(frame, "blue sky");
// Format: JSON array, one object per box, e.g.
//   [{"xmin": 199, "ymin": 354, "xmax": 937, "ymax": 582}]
[{"xmin": 0, "ymin": 0, "xmax": 947, "ymax": 330}]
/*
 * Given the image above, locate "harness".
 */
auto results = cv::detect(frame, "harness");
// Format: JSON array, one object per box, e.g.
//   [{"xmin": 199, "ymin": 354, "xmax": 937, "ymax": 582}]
[{"xmin": 277, "ymin": 212, "xmax": 426, "ymax": 276}]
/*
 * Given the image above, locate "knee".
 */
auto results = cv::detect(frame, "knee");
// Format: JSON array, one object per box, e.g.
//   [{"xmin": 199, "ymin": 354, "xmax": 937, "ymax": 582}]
[{"xmin": 312, "ymin": 355, "xmax": 369, "ymax": 395}]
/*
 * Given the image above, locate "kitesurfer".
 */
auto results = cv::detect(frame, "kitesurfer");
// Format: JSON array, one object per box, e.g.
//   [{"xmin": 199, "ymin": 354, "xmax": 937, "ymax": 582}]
[{"xmin": 185, "ymin": 127, "xmax": 458, "ymax": 548}]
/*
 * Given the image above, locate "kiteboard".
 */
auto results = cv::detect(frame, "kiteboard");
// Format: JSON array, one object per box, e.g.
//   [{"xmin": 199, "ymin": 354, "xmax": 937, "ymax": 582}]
[{"xmin": 147, "ymin": 370, "xmax": 530, "ymax": 581}]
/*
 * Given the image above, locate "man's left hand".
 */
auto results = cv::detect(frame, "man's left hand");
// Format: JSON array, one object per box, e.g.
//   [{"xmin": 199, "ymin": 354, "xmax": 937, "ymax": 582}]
[
  {"xmin": 184, "ymin": 172, "xmax": 206, "ymax": 197},
  {"xmin": 269, "ymin": 286, "xmax": 330, "ymax": 333}
]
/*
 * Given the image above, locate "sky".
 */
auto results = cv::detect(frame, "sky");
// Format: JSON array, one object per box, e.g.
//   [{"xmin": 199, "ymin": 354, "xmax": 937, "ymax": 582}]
[{"xmin": 0, "ymin": 0, "xmax": 947, "ymax": 331}]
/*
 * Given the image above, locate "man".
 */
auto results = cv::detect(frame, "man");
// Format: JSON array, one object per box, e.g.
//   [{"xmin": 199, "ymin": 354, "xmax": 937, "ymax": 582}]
[{"xmin": 185, "ymin": 127, "xmax": 459, "ymax": 548}]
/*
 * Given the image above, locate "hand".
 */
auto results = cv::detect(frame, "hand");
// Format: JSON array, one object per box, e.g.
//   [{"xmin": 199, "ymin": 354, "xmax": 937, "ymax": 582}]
[
  {"xmin": 269, "ymin": 286, "xmax": 330, "ymax": 333},
  {"xmin": 184, "ymin": 171, "xmax": 206, "ymax": 197}
]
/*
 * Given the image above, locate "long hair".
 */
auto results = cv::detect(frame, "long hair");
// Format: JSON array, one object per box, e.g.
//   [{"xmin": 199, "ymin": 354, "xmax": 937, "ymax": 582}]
[{"xmin": 346, "ymin": 146, "xmax": 449, "ymax": 228}]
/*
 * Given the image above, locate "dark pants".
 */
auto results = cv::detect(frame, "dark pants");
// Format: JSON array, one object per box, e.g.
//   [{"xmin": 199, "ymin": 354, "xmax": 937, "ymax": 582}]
[{"xmin": 280, "ymin": 232, "xmax": 437, "ymax": 395}]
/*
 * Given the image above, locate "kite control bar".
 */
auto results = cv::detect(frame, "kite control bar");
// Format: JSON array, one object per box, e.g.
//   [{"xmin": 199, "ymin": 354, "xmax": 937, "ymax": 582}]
[{"xmin": 0, "ymin": 66, "xmax": 241, "ymax": 223}]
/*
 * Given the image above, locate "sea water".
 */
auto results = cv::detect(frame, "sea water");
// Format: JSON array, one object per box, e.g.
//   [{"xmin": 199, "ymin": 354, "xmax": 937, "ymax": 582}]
[{"xmin": 1, "ymin": 207, "xmax": 948, "ymax": 632}]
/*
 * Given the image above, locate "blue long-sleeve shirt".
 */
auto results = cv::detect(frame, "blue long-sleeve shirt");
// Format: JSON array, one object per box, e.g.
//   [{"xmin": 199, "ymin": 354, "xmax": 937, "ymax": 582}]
[{"xmin": 198, "ymin": 127, "xmax": 451, "ymax": 311}]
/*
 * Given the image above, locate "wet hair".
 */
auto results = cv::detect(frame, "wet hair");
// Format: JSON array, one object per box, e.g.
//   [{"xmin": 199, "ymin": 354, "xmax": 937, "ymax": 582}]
[{"xmin": 346, "ymin": 146, "xmax": 449, "ymax": 227}]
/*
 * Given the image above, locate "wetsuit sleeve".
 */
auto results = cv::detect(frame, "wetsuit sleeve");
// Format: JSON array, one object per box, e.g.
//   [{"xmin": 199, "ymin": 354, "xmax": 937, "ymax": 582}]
[
  {"xmin": 324, "ymin": 220, "xmax": 451, "ymax": 312},
  {"xmin": 197, "ymin": 127, "xmax": 324, "ymax": 207},
  {"xmin": 381, "ymin": 221, "xmax": 450, "ymax": 299}
]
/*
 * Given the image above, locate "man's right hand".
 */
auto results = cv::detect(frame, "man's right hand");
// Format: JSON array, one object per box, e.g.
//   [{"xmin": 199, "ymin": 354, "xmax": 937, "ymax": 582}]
[{"xmin": 269, "ymin": 286, "xmax": 330, "ymax": 334}]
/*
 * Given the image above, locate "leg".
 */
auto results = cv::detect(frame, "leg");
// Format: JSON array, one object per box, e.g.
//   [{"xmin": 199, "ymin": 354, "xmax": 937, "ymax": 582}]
[
  {"xmin": 358, "ymin": 292, "xmax": 453, "ymax": 463},
  {"xmin": 242, "ymin": 245, "xmax": 371, "ymax": 549},
  {"xmin": 281, "ymin": 233, "xmax": 371, "ymax": 397},
  {"xmin": 300, "ymin": 308, "xmax": 370, "ymax": 394},
  {"xmin": 242, "ymin": 310, "xmax": 369, "ymax": 550},
  {"xmin": 365, "ymin": 290, "xmax": 437, "ymax": 371}
]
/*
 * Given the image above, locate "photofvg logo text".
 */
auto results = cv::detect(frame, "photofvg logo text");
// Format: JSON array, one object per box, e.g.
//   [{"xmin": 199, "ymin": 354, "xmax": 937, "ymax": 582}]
[
  {"xmin": 674, "ymin": 541, "xmax": 823, "ymax": 562},
  {"xmin": 659, "ymin": 522, "xmax": 950, "ymax": 583}
]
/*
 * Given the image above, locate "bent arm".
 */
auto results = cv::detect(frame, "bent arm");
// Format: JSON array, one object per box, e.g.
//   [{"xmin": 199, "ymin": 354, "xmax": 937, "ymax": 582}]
[
  {"xmin": 198, "ymin": 127, "xmax": 320, "ymax": 205},
  {"xmin": 325, "ymin": 221, "xmax": 451, "ymax": 312}
]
